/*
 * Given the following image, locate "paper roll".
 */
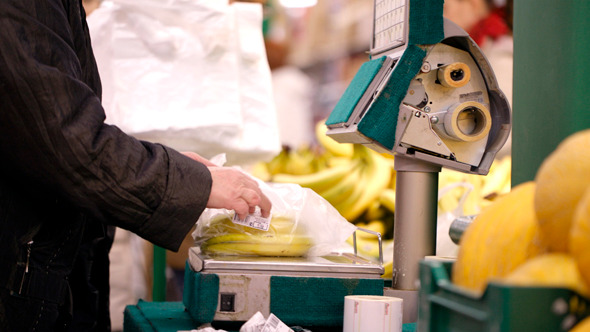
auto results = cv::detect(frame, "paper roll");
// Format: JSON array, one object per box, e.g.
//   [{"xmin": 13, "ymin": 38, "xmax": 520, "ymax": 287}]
[
  {"xmin": 343, "ymin": 295, "xmax": 403, "ymax": 332},
  {"xmin": 437, "ymin": 62, "xmax": 471, "ymax": 88},
  {"xmin": 443, "ymin": 101, "xmax": 491, "ymax": 142}
]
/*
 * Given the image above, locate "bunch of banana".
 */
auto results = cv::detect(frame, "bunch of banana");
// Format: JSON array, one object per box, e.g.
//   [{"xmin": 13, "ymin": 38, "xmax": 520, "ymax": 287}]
[
  {"xmin": 256, "ymin": 144, "xmax": 328, "ymax": 181},
  {"xmin": 196, "ymin": 213, "xmax": 312, "ymax": 257},
  {"xmin": 332, "ymin": 145, "xmax": 392, "ymax": 221},
  {"xmin": 201, "ymin": 233, "xmax": 312, "ymax": 257},
  {"xmin": 314, "ymin": 120, "xmax": 354, "ymax": 158}
]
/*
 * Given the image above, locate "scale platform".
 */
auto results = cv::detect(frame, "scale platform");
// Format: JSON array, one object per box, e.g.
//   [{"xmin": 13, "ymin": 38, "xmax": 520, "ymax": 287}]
[{"xmin": 183, "ymin": 247, "xmax": 385, "ymax": 329}]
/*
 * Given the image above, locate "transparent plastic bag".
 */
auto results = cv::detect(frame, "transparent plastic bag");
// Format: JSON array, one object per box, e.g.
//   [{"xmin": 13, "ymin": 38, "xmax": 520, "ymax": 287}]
[
  {"xmin": 436, "ymin": 182, "xmax": 473, "ymax": 257},
  {"xmin": 193, "ymin": 175, "xmax": 357, "ymax": 257}
]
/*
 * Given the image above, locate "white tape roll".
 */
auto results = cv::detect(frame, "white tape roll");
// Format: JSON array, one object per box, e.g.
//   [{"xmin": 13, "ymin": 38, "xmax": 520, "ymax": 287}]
[
  {"xmin": 343, "ymin": 295, "xmax": 403, "ymax": 332},
  {"xmin": 443, "ymin": 101, "xmax": 491, "ymax": 142},
  {"xmin": 437, "ymin": 62, "xmax": 471, "ymax": 88}
]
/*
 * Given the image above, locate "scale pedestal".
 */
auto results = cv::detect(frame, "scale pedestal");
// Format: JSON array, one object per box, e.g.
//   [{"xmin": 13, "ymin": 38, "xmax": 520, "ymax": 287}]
[{"xmin": 388, "ymin": 155, "xmax": 440, "ymax": 323}]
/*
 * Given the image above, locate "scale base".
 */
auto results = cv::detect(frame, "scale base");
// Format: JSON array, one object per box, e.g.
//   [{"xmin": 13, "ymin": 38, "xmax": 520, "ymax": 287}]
[{"xmin": 183, "ymin": 247, "xmax": 386, "ymax": 328}]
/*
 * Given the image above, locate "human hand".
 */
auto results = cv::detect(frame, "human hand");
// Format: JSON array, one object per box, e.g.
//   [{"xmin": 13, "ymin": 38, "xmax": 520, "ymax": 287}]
[{"xmin": 206, "ymin": 167, "xmax": 272, "ymax": 220}]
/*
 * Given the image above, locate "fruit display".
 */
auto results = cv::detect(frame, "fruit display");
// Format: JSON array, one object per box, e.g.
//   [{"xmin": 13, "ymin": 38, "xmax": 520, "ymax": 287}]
[{"xmin": 450, "ymin": 129, "xmax": 590, "ymax": 329}]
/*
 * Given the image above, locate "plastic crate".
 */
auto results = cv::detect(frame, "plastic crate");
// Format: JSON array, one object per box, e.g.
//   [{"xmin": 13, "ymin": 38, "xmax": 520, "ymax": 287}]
[{"xmin": 418, "ymin": 260, "xmax": 590, "ymax": 332}]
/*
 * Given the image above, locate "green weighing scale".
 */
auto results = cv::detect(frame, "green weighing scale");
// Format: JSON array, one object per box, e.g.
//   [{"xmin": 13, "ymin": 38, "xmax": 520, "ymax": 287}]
[{"xmin": 324, "ymin": 0, "xmax": 511, "ymax": 325}]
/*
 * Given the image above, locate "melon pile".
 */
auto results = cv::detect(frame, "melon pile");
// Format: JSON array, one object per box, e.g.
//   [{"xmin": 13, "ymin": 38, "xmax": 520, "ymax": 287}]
[{"xmin": 452, "ymin": 129, "xmax": 590, "ymax": 300}]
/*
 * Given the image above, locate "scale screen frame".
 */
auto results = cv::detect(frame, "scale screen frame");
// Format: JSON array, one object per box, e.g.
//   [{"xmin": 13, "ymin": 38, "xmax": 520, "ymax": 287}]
[{"xmin": 371, "ymin": 0, "xmax": 410, "ymax": 57}]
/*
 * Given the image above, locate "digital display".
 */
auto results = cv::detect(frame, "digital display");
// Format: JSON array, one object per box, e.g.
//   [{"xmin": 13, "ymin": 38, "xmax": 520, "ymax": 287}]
[{"xmin": 373, "ymin": 0, "xmax": 407, "ymax": 52}]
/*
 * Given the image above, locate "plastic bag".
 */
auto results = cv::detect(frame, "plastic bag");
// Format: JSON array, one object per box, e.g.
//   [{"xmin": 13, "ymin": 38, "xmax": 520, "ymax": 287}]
[
  {"xmin": 193, "ymin": 173, "xmax": 357, "ymax": 258},
  {"xmin": 436, "ymin": 182, "xmax": 473, "ymax": 257},
  {"xmin": 87, "ymin": 0, "xmax": 281, "ymax": 165}
]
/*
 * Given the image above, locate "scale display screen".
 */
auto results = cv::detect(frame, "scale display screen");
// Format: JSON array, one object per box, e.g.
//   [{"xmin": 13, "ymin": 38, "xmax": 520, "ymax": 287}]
[{"xmin": 372, "ymin": 0, "xmax": 408, "ymax": 53}]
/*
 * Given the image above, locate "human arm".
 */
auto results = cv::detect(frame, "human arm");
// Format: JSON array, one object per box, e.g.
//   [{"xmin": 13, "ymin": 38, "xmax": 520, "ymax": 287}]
[{"xmin": 0, "ymin": 0, "xmax": 210, "ymax": 251}]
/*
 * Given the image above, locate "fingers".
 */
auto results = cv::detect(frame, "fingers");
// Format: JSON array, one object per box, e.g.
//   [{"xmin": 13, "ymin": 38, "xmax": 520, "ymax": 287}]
[
  {"xmin": 258, "ymin": 192, "xmax": 272, "ymax": 218},
  {"xmin": 233, "ymin": 199, "xmax": 251, "ymax": 221},
  {"xmin": 206, "ymin": 167, "xmax": 272, "ymax": 219},
  {"xmin": 237, "ymin": 188, "xmax": 271, "ymax": 220}
]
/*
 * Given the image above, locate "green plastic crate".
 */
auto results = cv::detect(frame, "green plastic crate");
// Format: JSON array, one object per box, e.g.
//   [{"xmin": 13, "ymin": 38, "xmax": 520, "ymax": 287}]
[{"xmin": 418, "ymin": 260, "xmax": 590, "ymax": 332}]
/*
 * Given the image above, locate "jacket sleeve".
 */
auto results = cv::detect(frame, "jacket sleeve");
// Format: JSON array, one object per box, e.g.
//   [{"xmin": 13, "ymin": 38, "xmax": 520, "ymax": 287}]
[{"xmin": 0, "ymin": 0, "xmax": 211, "ymax": 251}]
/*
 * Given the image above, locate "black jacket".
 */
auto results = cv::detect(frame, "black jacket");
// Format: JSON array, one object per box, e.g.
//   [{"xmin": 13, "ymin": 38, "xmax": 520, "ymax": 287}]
[{"xmin": 0, "ymin": 0, "xmax": 211, "ymax": 329}]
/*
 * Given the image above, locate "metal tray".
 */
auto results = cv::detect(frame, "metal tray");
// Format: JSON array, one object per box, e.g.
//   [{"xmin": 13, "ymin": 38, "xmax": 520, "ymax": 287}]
[{"xmin": 188, "ymin": 247, "xmax": 384, "ymax": 278}]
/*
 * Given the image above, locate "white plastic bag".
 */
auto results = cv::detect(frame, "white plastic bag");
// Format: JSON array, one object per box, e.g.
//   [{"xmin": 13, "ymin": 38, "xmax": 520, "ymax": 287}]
[
  {"xmin": 193, "ymin": 171, "xmax": 357, "ymax": 258},
  {"xmin": 88, "ymin": 0, "xmax": 281, "ymax": 165},
  {"xmin": 436, "ymin": 182, "xmax": 473, "ymax": 257}
]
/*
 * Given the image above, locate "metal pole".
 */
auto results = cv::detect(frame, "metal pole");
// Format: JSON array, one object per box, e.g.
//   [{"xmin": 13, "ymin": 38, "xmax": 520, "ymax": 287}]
[{"xmin": 384, "ymin": 154, "xmax": 439, "ymax": 323}]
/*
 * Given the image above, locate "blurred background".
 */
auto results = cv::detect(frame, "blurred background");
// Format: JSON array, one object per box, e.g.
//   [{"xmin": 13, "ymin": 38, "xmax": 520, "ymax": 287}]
[{"xmin": 82, "ymin": 0, "xmax": 513, "ymax": 330}]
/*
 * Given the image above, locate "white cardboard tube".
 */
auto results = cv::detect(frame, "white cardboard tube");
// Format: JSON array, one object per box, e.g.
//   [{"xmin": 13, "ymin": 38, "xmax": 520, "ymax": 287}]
[{"xmin": 343, "ymin": 295, "xmax": 403, "ymax": 332}]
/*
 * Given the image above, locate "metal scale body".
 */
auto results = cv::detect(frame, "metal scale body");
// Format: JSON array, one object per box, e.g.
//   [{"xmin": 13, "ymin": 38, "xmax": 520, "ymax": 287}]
[
  {"xmin": 183, "ymin": 231, "xmax": 385, "ymax": 328},
  {"xmin": 325, "ymin": 0, "xmax": 511, "ymax": 323}
]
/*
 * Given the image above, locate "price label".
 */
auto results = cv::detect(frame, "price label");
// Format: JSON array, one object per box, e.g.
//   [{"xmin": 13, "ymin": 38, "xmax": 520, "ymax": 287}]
[{"xmin": 232, "ymin": 209, "xmax": 271, "ymax": 231}]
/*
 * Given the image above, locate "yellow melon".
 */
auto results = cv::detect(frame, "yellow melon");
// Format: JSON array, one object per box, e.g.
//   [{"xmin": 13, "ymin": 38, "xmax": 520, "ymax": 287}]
[
  {"xmin": 502, "ymin": 253, "xmax": 589, "ymax": 297},
  {"xmin": 534, "ymin": 129, "xmax": 590, "ymax": 252},
  {"xmin": 452, "ymin": 181, "xmax": 544, "ymax": 294},
  {"xmin": 570, "ymin": 186, "xmax": 590, "ymax": 289},
  {"xmin": 571, "ymin": 316, "xmax": 590, "ymax": 332}
]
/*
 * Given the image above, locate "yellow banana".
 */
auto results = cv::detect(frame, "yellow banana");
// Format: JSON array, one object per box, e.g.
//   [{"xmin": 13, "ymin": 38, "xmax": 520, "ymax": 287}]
[
  {"xmin": 326, "ymin": 156, "xmax": 356, "ymax": 168},
  {"xmin": 482, "ymin": 156, "xmax": 511, "ymax": 198},
  {"xmin": 315, "ymin": 120, "xmax": 354, "ymax": 157},
  {"xmin": 336, "ymin": 148, "xmax": 392, "ymax": 221},
  {"xmin": 203, "ymin": 233, "xmax": 312, "ymax": 246},
  {"xmin": 284, "ymin": 145, "xmax": 317, "ymax": 175},
  {"xmin": 199, "ymin": 213, "xmax": 304, "ymax": 237},
  {"xmin": 271, "ymin": 162, "xmax": 355, "ymax": 193},
  {"xmin": 381, "ymin": 260, "xmax": 393, "ymax": 279},
  {"xmin": 266, "ymin": 147, "xmax": 290, "ymax": 175},
  {"xmin": 388, "ymin": 167, "xmax": 397, "ymax": 189},
  {"xmin": 363, "ymin": 201, "xmax": 386, "ymax": 221},
  {"xmin": 378, "ymin": 188, "xmax": 396, "ymax": 214},
  {"xmin": 249, "ymin": 162, "xmax": 272, "ymax": 182},
  {"xmin": 333, "ymin": 168, "xmax": 369, "ymax": 221},
  {"xmin": 356, "ymin": 219, "xmax": 386, "ymax": 238},
  {"xmin": 317, "ymin": 161, "xmax": 363, "ymax": 206},
  {"xmin": 202, "ymin": 241, "xmax": 312, "ymax": 257}
]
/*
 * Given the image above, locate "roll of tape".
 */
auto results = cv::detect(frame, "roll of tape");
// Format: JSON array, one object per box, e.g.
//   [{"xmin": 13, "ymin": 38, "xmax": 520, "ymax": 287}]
[
  {"xmin": 343, "ymin": 295, "xmax": 403, "ymax": 332},
  {"xmin": 443, "ymin": 101, "xmax": 491, "ymax": 142},
  {"xmin": 437, "ymin": 62, "xmax": 471, "ymax": 88}
]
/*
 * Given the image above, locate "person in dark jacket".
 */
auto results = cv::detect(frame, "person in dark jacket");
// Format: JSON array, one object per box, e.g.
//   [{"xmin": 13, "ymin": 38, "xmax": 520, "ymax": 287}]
[{"xmin": 0, "ymin": 0, "xmax": 271, "ymax": 331}]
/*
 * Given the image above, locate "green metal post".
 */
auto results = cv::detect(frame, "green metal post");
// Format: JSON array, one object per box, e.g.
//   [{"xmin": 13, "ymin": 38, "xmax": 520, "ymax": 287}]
[
  {"xmin": 512, "ymin": 1, "xmax": 590, "ymax": 185},
  {"xmin": 152, "ymin": 245, "xmax": 167, "ymax": 302}
]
